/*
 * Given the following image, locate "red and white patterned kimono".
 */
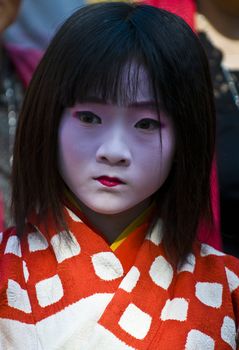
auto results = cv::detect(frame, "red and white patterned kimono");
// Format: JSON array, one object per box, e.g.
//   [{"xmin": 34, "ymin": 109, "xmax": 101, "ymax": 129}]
[{"xmin": 0, "ymin": 205, "xmax": 238, "ymax": 349}]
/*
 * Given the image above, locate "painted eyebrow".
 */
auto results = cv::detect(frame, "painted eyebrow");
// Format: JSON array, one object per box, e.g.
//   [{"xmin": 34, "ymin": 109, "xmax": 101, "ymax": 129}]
[{"xmin": 78, "ymin": 97, "xmax": 158, "ymax": 109}]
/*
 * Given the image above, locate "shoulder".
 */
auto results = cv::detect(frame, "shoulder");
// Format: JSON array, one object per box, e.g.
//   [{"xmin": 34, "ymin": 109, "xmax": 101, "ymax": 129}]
[
  {"xmin": 0, "ymin": 227, "xmax": 43, "ymax": 346},
  {"xmin": 193, "ymin": 243, "xmax": 239, "ymax": 320},
  {"xmin": 0, "ymin": 227, "xmax": 31, "ymax": 315},
  {"xmin": 0, "ymin": 223, "xmax": 50, "ymax": 260},
  {"xmin": 0, "ymin": 224, "xmax": 52, "ymax": 283},
  {"xmin": 192, "ymin": 243, "xmax": 239, "ymax": 286},
  {"xmin": 0, "ymin": 225, "xmax": 51, "ymax": 322},
  {"xmin": 197, "ymin": 242, "xmax": 239, "ymax": 276},
  {"xmin": 177, "ymin": 243, "xmax": 239, "ymax": 346},
  {"xmin": 0, "ymin": 227, "xmax": 23, "ymax": 284},
  {"xmin": 0, "ymin": 225, "xmax": 38, "ymax": 265},
  {"xmin": 178, "ymin": 243, "xmax": 239, "ymax": 293},
  {"xmin": 0, "ymin": 226, "xmax": 22, "ymax": 258}
]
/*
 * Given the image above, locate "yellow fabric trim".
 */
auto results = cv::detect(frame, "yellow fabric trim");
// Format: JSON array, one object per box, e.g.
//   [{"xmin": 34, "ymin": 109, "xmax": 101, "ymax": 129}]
[{"xmin": 110, "ymin": 202, "xmax": 155, "ymax": 251}]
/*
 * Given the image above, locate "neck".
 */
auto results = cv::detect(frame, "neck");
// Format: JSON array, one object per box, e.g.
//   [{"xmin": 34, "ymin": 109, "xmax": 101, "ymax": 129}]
[
  {"xmin": 78, "ymin": 199, "xmax": 152, "ymax": 244},
  {"xmin": 197, "ymin": 1, "xmax": 239, "ymax": 39}
]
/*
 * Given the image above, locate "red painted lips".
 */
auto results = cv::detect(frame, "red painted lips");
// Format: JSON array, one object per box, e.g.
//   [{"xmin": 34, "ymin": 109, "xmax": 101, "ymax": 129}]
[{"xmin": 96, "ymin": 176, "xmax": 125, "ymax": 187}]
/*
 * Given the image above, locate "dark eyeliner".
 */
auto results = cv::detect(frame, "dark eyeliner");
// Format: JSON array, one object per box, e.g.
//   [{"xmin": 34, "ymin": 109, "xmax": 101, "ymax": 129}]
[{"xmin": 73, "ymin": 111, "xmax": 101, "ymax": 124}]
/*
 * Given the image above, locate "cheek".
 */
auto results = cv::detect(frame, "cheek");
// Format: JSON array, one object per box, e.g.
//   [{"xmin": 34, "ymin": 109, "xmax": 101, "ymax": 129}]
[
  {"xmin": 143, "ymin": 131, "xmax": 175, "ymax": 169},
  {"xmin": 58, "ymin": 118, "xmax": 84, "ymax": 180},
  {"xmin": 140, "ymin": 131, "xmax": 175, "ymax": 189},
  {"xmin": 58, "ymin": 119, "xmax": 95, "ymax": 167}
]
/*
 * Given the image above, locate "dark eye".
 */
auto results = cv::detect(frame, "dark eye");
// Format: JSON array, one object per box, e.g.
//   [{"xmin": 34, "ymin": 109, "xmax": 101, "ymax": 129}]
[
  {"xmin": 74, "ymin": 111, "xmax": 101, "ymax": 124},
  {"xmin": 135, "ymin": 118, "xmax": 160, "ymax": 130}
]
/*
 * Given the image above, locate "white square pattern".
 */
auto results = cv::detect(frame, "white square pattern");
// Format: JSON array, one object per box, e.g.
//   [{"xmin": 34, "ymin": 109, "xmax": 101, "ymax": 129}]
[
  {"xmin": 35, "ymin": 274, "xmax": 64, "ymax": 307},
  {"xmin": 119, "ymin": 303, "xmax": 152, "ymax": 340}
]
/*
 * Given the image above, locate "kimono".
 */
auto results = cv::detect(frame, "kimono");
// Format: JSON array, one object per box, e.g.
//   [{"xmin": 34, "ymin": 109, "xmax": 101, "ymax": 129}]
[{"xmin": 0, "ymin": 205, "xmax": 238, "ymax": 349}]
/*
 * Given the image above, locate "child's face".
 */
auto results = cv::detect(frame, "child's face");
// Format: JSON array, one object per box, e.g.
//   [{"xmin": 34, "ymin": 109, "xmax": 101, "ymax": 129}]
[{"xmin": 58, "ymin": 67, "xmax": 175, "ymax": 215}]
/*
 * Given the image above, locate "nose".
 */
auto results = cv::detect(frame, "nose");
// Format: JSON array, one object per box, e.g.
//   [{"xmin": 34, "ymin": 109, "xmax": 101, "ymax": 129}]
[{"xmin": 96, "ymin": 133, "xmax": 132, "ymax": 166}]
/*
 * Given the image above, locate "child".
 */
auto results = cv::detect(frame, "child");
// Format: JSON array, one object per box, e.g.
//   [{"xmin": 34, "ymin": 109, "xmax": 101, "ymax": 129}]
[{"xmin": 0, "ymin": 2, "xmax": 238, "ymax": 349}]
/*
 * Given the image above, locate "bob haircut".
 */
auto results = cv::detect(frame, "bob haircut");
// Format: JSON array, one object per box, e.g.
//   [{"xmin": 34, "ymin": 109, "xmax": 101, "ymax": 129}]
[{"xmin": 12, "ymin": 2, "xmax": 215, "ymax": 264}]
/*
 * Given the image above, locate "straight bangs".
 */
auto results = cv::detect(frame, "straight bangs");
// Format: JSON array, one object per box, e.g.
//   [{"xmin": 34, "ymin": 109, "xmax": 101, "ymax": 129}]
[{"xmin": 61, "ymin": 46, "xmax": 151, "ymax": 108}]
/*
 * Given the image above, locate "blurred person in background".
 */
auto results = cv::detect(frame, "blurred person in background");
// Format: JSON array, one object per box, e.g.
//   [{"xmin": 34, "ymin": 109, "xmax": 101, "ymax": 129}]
[
  {"xmin": 0, "ymin": 0, "xmax": 21, "ymax": 33},
  {"xmin": 3, "ymin": 0, "xmax": 86, "ymax": 87}
]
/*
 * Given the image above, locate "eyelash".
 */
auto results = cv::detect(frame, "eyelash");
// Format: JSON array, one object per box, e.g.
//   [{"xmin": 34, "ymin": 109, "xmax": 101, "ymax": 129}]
[
  {"xmin": 73, "ymin": 111, "xmax": 161, "ymax": 130},
  {"xmin": 134, "ymin": 118, "xmax": 161, "ymax": 131},
  {"xmin": 74, "ymin": 111, "xmax": 101, "ymax": 124}
]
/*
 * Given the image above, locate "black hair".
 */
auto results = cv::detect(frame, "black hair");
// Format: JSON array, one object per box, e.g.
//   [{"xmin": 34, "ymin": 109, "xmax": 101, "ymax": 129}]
[{"xmin": 11, "ymin": 2, "xmax": 215, "ymax": 264}]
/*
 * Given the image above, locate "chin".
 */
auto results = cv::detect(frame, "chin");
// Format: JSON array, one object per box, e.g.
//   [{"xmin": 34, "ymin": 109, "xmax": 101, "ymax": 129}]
[
  {"xmin": 86, "ymin": 200, "xmax": 134, "ymax": 216},
  {"xmin": 90, "ymin": 206, "xmax": 127, "ymax": 216}
]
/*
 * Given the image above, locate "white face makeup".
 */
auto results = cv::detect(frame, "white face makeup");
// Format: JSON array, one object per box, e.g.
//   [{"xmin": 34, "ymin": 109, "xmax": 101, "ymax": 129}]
[{"xmin": 58, "ymin": 67, "xmax": 175, "ymax": 218}]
